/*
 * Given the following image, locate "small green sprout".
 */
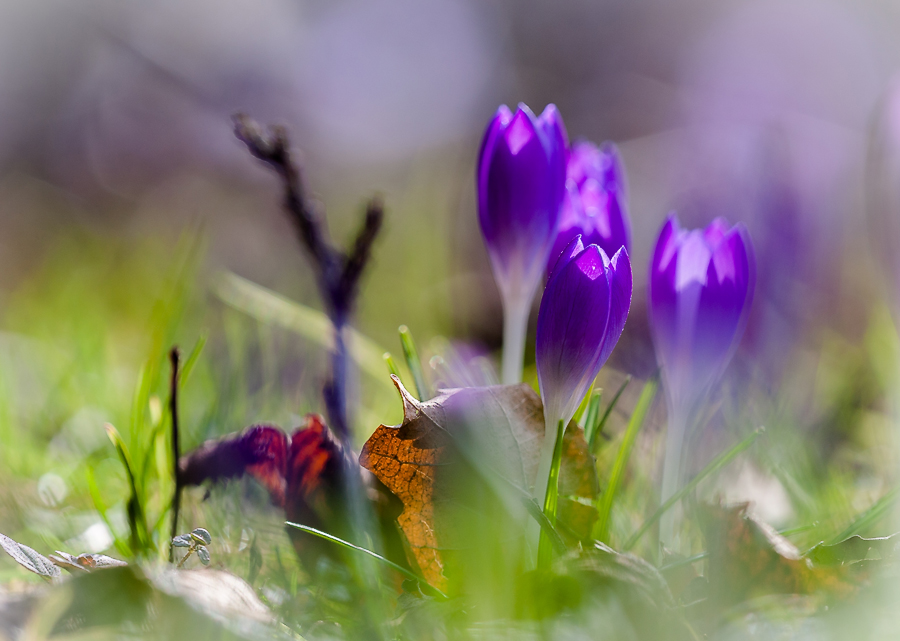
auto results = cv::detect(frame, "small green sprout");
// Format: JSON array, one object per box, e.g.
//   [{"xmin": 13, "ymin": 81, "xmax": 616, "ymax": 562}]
[{"xmin": 173, "ymin": 528, "xmax": 212, "ymax": 568}]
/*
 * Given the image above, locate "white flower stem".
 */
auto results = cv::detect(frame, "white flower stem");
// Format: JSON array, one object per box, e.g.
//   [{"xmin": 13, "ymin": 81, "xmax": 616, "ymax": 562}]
[
  {"xmin": 500, "ymin": 296, "xmax": 530, "ymax": 385},
  {"xmin": 525, "ymin": 416, "xmax": 561, "ymax": 557},
  {"xmin": 659, "ymin": 402, "xmax": 689, "ymax": 550}
]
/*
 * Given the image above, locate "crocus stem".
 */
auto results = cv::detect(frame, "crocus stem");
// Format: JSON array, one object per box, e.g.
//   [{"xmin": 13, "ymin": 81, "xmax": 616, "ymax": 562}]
[
  {"xmin": 659, "ymin": 403, "xmax": 689, "ymax": 550},
  {"xmin": 501, "ymin": 296, "xmax": 530, "ymax": 385},
  {"xmin": 538, "ymin": 419, "xmax": 565, "ymax": 570}
]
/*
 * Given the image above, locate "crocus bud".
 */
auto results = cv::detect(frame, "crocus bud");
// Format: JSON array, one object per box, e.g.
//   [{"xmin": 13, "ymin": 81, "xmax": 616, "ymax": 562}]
[
  {"xmin": 547, "ymin": 141, "xmax": 631, "ymax": 275},
  {"xmin": 648, "ymin": 215, "xmax": 756, "ymax": 410},
  {"xmin": 536, "ymin": 236, "xmax": 633, "ymax": 431},
  {"xmin": 478, "ymin": 103, "xmax": 568, "ymax": 384}
]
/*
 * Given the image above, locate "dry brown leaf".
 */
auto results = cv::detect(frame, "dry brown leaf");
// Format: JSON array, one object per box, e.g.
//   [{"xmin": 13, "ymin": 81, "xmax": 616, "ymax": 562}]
[
  {"xmin": 49, "ymin": 551, "xmax": 127, "ymax": 573},
  {"xmin": 359, "ymin": 376, "xmax": 599, "ymax": 592},
  {"xmin": 698, "ymin": 503, "xmax": 856, "ymax": 606}
]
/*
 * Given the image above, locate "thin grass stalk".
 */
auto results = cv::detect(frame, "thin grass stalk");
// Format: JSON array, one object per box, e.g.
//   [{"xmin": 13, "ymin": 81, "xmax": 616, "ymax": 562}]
[
  {"xmin": 399, "ymin": 325, "xmax": 428, "ymax": 400},
  {"xmin": 286, "ymin": 521, "xmax": 447, "ymax": 599},
  {"xmin": 538, "ymin": 419, "xmax": 566, "ymax": 570},
  {"xmin": 592, "ymin": 376, "xmax": 631, "ymax": 447},
  {"xmin": 659, "ymin": 398, "xmax": 689, "ymax": 548},
  {"xmin": 596, "ymin": 378, "xmax": 657, "ymax": 544},
  {"xmin": 625, "ymin": 426, "xmax": 763, "ymax": 550}
]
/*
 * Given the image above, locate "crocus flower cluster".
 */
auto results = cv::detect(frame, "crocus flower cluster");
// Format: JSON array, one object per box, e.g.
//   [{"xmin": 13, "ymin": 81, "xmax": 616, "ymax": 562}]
[
  {"xmin": 478, "ymin": 103, "xmax": 567, "ymax": 384},
  {"xmin": 546, "ymin": 141, "xmax": 631, "ymax": 276},
  {"xmin": 477, "ymin": 103, "xmax": 635, "ymax": 550},
  {"xmin": 476, "ymin": 102, "xmax": 756, "ymax": 554}
]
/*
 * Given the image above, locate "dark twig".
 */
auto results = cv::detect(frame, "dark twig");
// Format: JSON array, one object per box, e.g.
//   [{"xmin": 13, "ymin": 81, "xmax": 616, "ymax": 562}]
[
  {"xmin": 168, "ymin": 347, "xmax": 182, "ymax": 563},
  {"xmin": 233, "ymin": 114, "xmax": 384, "ymax": 443}
]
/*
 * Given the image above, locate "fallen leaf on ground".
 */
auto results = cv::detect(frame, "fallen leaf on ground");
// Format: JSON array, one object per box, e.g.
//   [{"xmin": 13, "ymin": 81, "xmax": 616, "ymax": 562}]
[
  {"xmin": 805, "ymin": 533, "xmax": 900, "ymax": 566},
  {"xmin": 698, "ymin": 503, "xmax": 856, "ymax": 606},
  {"xmin": 359, "ymin": 376, "xmax": 599, "ymax": 592},
  {"xmin": 49, "ymin": 551, "xmax": 127, "ymax": 573},
  {"xmin": 0, "ymin": 532, "xmax": 61, "ymax": 580},
  {"xmin": 180, "ymin": 425, "xmax": 289, "ymax": 506},
  {"xmin": 179, "ymin": 415, "xmax": 407, "ymax": 575}
]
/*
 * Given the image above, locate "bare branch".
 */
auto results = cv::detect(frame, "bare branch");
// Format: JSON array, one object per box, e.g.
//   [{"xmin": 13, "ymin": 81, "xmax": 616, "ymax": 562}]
[{"xmin": 233, "ymin": 114, "xmax": 383, "ymax": 443}]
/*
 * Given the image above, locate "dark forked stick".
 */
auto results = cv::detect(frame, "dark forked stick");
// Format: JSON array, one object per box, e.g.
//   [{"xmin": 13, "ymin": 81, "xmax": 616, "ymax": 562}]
[
  {"xmin": 168, "ymin": 347, "xmax": 181, "ymax": 563},
  {"xmin": 232, "ymin": 115, "xmax": 383, "ymax": 444}
]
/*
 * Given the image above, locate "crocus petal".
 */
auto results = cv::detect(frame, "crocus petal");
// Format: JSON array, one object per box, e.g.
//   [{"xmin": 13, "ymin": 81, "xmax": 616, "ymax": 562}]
[
  {"xmin": 548, "ymin": 234, "xmax": 584, "ymax": 281},
  {"xmin": 545, "ymin": 139, "xmax": 631, "ymax": 276},
  {"xmin": 691, "ymin": 224, "xmax": 756, "ymax": 385},
  {"xmin": 594, "ymin": 247, "xmax": 632, "ymax": 371},
  {"xmin": 598, "ymin": 141, "xmax": 627, "ymax": 194},
  {"xmin": 654, "ymin": 214, "xmax": 683, "ymax": 273},
  {"xmin": 536, "ymin": 245, "xmax": 613, "ymax": 427},
  {"xmin": 476, "ymin": 105, "xmax": 513, "ymax": 243},
  {"xmin": 536, "ymin": 104, "xmax": 569, "ymax": 188},
  {"xmin": 703, "ymin": 217, "xmax": 731, "ymax": 246},
  {"xmin": 648, "ymin": 215, "xmax": 682, "ymax": 370}
]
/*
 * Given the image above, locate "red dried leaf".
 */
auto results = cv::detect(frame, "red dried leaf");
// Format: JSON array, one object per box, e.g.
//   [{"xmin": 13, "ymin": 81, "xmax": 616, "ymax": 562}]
[
  {"xmin": 179, "ymin": 425, "xmax": 288, "ymax": 506},
  {"xmin": 286, "ymin": 414, "xmax": 349, "ymax": 523},
  {"xmin": 179, "ymin": 416, "xmax": 409, "ymax": 577}
]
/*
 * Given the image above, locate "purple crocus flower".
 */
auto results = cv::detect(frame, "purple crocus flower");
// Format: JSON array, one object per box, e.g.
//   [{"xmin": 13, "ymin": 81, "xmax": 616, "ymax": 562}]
[
  {"xmin": 648, "ymin": 214, "xmax": 756, "ymax": 409},
  {"xmin": 537, "ymin": 236, "xmax": 633, "ymax": 433},
  {"xmin": 648, "ymin": 214, "xmax": 755, "ymax": 545},
  {"xmin": 546, "ymin": 141, "xmax": 631, "ymax": 275},
  {"xmin": 478, "ymin": 103, "xmax": 568, "ymax": 384},
  {"xmin": 532, "ymin": 235, "xmax": 631, "ymax": 544}
]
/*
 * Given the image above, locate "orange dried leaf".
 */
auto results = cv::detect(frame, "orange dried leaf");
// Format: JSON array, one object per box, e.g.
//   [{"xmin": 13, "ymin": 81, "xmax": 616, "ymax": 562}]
[{"xmin": 359, "ymin": 376, "xmax": 599, "ymax": 592}]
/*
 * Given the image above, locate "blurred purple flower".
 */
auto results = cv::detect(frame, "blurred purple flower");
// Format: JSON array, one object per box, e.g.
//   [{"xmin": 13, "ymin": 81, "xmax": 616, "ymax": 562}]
[
  {"xmin": 648, "ymin": 214, "xmax": 756, "ymax": 409},
  {"xmin": 536, "ymin": 236, "xmax": 632, "ymax": 431},
  {"xmin": 546, "ymin": 141, "xmax": 630, "ymax": 275},
  {"xmin": 650, "ymin": 215, "xmax": 755, "ymax": 545},
  {"xmin": 478, "ymin": 103, "xmax": 568, "ymax": 384}
]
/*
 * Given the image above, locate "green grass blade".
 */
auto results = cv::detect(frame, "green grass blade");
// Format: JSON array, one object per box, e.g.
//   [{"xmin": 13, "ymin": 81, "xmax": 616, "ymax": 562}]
[
  {"xmin": 86, "ymin": 466, "xmax": 131, "ymax": 557},
  {"xmin": 583, "ymin": 390, "xmax": 603, "ymax": 445},
  {"xmin": 129, "ymin": 362, "xmax": 152, "ymax": 478},
  {"xmin": 383, "ymin": 352, "xmax": 402, "ymax": 380},
  {"xmin": 596, "ymin": 378, "xmax": 658, "ymax": 543},
  {"xmin": 285, "ymin": 521, "xmax": 447, "ymax": 598},
  {"xmin": 398, "ymin": 325, "xmax": 428, "ymax": 401},
  {"xmin": 779, "ymin": 522, "xmax": 819, "ymax": 538},
  {"xmin": 573, "ymin": 383, "xmax": 595, "ymax": 426},
  {"xmin": 215, "ymin": 272, "xmax": 391, "ymax": 386},
  {"xmin": 592, "ymin": 376, "xmax": 631, "ymax": 452},
  {"xmin": 659, "ymin": 551, "xmax": 709, "ymax": 572},
  {"xmin": 827, "ymin": 487, "xmax": 900, "ymax": 545},
  {"xmin": 179, "ymin": 332, "xmax": 208, "ymax": 387},
  {"xmin": 624, "ymin": 425, "xmax": 764, "ymax": 551},
  {"xmin": 140, "ymin": 421, "xmax": 166, "ymax": 500},
  {"xmin": 105, "ymin": 424, "xmax": 137, "ymax": 495},
  {"xmin": 106, "ymin": 423, "xmax": 150, "ymax": 554}
]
